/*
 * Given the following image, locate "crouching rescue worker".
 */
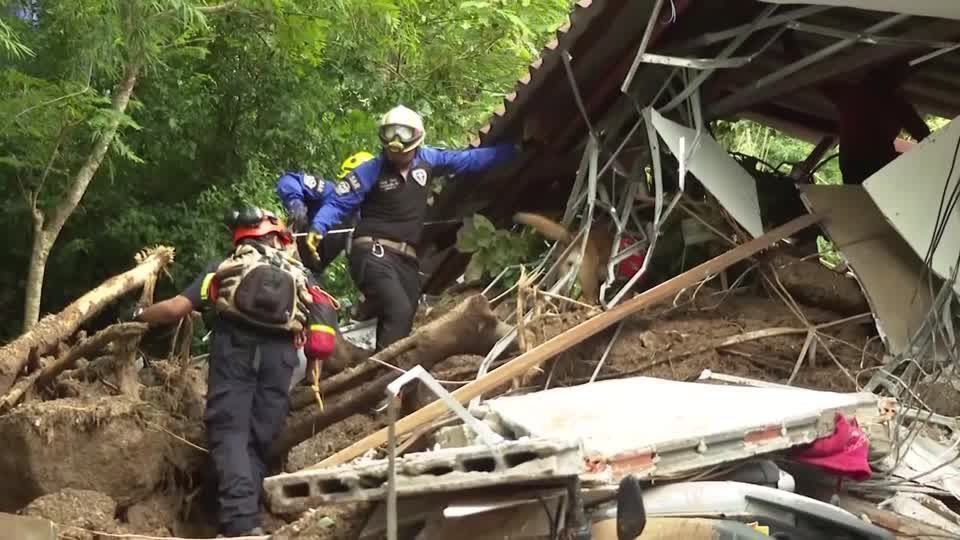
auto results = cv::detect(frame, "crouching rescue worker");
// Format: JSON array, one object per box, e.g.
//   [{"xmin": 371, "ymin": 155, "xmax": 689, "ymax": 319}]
[
  {"xmin": 276, "ymin": 151, "xmax": 375, "ymax": 274},
  {"xmin": 306, "ymin": 105, "xmax": 518, "ymax": 351},
  {"xmin": 131, "ymin": 207, "xmax": 339, "ymax": 537}
]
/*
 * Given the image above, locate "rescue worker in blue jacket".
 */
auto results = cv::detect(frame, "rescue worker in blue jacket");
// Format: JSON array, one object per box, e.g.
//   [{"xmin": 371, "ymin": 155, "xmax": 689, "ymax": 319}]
[
  {"xmin": 276, "ymin": 151, "xmax": 375, "ymax": 274},
  {"xmin": 132, "ymin": 208, "xmax": 338, "ymax": 537},
  {"xmin": 306, "ymin": 105, "xmax": 517, "ymax": 351}
]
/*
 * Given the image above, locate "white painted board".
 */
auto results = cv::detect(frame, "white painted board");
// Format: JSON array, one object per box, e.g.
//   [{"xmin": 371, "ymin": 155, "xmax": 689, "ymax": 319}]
[
  {"xmin": 761, "ymin": 0, "xmax": 960, "ymax": 20},
  {"xmin": 863, "ymin": 115, "xmax": 960, "ymax": 295},
  {"xmin": 484, "ymin": 376, "xmax": 875, "ymax": 459},
  {"xmin": 650, "ymin": 109, "xmax": 765, "ymax": 238},
  {"xmin": 799, "ymin": 185, "xmax": 934, "ymax": 355}
]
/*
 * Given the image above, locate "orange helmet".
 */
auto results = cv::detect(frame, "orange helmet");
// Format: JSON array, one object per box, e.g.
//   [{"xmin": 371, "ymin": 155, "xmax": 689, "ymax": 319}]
[{"xmin": 228, "ymin": 207, "xmax": 292, "ymax": 246}]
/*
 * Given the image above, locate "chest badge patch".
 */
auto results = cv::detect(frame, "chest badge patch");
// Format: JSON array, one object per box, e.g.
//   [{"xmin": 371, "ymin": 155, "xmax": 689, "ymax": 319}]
[
  {"xmin": 302, "ymin": 174, "xmax": 319, "ymax": 190},
  {"xmin": 412, "ymin": 168, "xmax": 428, "ymax": 186},
  {"xmin": 334, "ymin": 180, "xmax": 351, "ymax": 195}
]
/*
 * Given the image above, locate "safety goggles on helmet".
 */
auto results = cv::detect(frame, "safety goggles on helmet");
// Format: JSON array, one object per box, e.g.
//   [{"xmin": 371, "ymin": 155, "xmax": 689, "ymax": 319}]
[{"xmin": 379, "ymin": 124, "xmax": 420, "ymax": 145}]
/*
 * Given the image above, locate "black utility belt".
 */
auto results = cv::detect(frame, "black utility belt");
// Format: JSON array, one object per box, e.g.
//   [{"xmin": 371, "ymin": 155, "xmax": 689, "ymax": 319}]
[{"xmin": 352, "ymin": 236, "xmax": 418, "ymax": 259}]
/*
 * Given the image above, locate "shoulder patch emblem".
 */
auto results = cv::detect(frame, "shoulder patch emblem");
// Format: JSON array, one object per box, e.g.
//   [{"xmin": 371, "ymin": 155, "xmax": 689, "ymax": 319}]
[
  {"xmin": 302, "ymin": 174, "xmax": 318, "ymax": 190},
  {"xmin": 334, "ymin": 180, "xmax": 351, "ymax": 195},
  {"xmin": 348, "ymin": 173, "xmax": 362, "ymax": 192},
  {"xmin": 412, "ymin": 168, "xmax": 428, "ymax": 186}
]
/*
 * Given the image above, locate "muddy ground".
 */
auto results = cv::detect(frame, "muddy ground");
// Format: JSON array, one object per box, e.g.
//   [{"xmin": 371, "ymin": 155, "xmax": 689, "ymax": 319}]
[{"xmin": 0, "ymin": 264, "xmax": 892, "ymax": 538}]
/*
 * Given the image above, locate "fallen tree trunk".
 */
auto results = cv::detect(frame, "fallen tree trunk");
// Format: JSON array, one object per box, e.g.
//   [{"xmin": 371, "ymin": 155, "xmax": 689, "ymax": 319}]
[
  {"xmin": 311, "ymin": 214, "xmax": 821, "ymax": 468},
  {"xmin": 0, "ymin": 247, "xmax": 175, "ymax": 395},
  {"xmin": 0, "ymin": 323, "xmax": 147, "ymax": 411},
  {"xmin": 272, "ymin": 294, "xmax": 500, "ymax": 459},
  {"xmin": 289, "ymin": 326, "xmax": 425, "ymax": 411}
]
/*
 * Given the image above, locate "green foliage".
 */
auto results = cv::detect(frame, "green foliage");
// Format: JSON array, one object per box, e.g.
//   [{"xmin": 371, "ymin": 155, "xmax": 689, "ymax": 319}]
[
  {"xmin": 712, "ymin": 119, "xmax": 843, "ymax": 185},
  {"xmin": 0, "ymin": 0, "xmax": 571, "ymax": 339},
  {"xmin": 457, "ymin": 213, "xmax": 545, "ymax": 286}
]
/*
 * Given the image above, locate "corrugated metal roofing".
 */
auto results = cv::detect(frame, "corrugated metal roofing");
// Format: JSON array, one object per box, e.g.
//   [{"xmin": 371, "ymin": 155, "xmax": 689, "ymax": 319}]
[{"xmin": 420, "ymin": 0, "xmax": 960, "ymax": 292}]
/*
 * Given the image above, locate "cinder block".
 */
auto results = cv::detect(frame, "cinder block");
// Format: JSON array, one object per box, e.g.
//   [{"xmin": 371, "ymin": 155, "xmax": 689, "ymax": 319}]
[
  {"xmin": 0, "ymin": 513, "xmax": 57, "ymax": 540},
  {"xmin": 265, "ymin": 438, "xmax": 582, "ymax": 514}
]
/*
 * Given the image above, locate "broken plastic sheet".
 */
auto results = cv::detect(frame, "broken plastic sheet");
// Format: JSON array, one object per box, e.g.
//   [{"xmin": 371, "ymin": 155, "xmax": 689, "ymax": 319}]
[
  {"xmin": 799, "ymin": 185, "xmax": 936, "ymax": 356},
  {"xmin": 760, "ymin": 0, "xmax": 960, "ymax": 21},
  {"xmin": 649, "ymin": 109, "xmax": 764, "ymax": 238},
  {"xmin": 482, "ymin": 376, "xmax": 877, "ymax": 479},
  {"xmin": 863, "ymin": 115, "xmax": 960, "ymax": 296}
]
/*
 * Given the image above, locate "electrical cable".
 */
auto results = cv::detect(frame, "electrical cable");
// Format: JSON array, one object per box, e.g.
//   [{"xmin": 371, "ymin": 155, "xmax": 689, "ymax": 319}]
[{"xmin": 536, "ymin": 496, "xmax": 559, "ymax": 540}]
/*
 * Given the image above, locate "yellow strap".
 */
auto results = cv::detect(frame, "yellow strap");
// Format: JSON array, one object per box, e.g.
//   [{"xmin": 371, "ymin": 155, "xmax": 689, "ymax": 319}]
[
  {"xmin": 310, "ymin": 324, "xmax": 336, "ymax": 335},
  {"xmin": 199, "ymin": 273, "xmax": 216, "ymax": 301}
]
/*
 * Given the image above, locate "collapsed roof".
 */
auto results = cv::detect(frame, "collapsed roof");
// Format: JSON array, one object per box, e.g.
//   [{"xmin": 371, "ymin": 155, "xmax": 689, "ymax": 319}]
[{"xmin": 420, "ymin": 0, "xmax": 960, "ymax": 292}]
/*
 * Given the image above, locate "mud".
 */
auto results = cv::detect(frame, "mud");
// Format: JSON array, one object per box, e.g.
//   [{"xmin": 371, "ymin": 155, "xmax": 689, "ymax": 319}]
[
  {"xmin": 123, "ymin": 492, "xmax": 179, "ymax": 536},
  {"xmin": 21, "ymin": 489, "xmax": 127, "ymax": 539},
  {"xmin": 0, "ymin": 396, "xmax": 173, "ymax": 512},
  {"xmin": 271, "ymin": 503, "xmax": 372, "ymax": 540},
  {"xmin": 523, "ymin": 292, "xmax": 880, "ymax": 393},
  {"xmin": 286, "ymin": 413, "xmax": 387, "ymax": 472}
]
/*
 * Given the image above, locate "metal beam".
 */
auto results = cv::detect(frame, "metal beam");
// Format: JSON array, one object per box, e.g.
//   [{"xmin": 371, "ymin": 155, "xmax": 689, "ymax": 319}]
[
  {"xmin": 708, "ymin": 17, "xmax": 960, "ymax": 120},
  {"xmin": 676, "ymin": 5, "xmax": 831, "ymax": 49},
  {"xmin": 621, "ymin": 0, "xmax": 668, "ymax": 92},
  {"xmin": 787, "ymin": 21, "xmax": 959, "ymax": 49},
  {"xmin": 752, "ymin": 14, "xmax": 910, "ymax": 89}
]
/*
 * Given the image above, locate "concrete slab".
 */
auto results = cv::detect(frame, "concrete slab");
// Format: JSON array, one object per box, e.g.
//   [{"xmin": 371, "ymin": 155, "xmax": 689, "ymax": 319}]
[
  {"xmin": 0, "ymin": 513, "xmax": 57, "ymax": 540},
  {"xmin": 265, "ymin": 438, "xmax": 582, "ymax": 513}
]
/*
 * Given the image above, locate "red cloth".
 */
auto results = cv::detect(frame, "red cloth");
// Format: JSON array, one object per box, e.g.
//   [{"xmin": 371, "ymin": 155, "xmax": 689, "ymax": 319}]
[
  {"xmin": 790, "ymin": 414, "xmax": 871, "ymax": 481},
  {"xmin": 304, "ymin": 328, "xmax": 335, "ymax": 361},
  {"xmin": 616, "ymin": 237, "xmax": 647, "ymax": 280},
  {"xmin": 304, "ymin": 285, "xmax": 338, "ymax": 360}
]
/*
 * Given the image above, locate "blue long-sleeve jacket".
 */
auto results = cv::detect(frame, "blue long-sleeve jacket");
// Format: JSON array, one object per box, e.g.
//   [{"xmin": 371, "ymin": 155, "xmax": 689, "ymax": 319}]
[
  {"xmin": 276, "ymin": 171, "xmax": 344, "ymax": 232},
  {"xmin": 311, "ymin": 144, "xmax": 516, "ymax": 246}
]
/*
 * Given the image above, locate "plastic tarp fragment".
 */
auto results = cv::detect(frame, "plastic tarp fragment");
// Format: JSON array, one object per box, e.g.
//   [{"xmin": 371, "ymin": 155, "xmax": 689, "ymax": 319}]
[{"xmin": 649, "ymin": 109, "xmax": 764, "ymax": 238}]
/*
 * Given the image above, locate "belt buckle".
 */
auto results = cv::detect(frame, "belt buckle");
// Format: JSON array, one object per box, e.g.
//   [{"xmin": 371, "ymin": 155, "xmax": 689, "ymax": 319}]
[{"xmin": 372, "ymin": 241, "xmax": 385, "ymax": 258}]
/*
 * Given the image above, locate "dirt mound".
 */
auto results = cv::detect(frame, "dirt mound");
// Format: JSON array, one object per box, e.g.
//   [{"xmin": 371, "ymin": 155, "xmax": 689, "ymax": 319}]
[
  {"xmin": 20, "ymin": 488, "xmax": 137, "ymax": 539},
  {"xmin": 123, "ymin": 492, "xmax": 179, "ymax": 536},
  {"xmin": 22, "ymin": 489, "xmax": 117, "ymax": 531},
  {"xmin": 141, "ymin": 359, "xmax": 208, "ymax": 423},
  {"xmin": 286, "ymin": 413, "xmax": 387, "ymax": 472},
  {"xmin": 272, "ymin": 503, "xmax": 372, "ymax": 540},
  {"xmin": 0, "ymin": 396, "xmax": 173, "ymax": 512},
  {"xmin": 525, "ymin": 293, "xmax": 880, "ymax": 393}
]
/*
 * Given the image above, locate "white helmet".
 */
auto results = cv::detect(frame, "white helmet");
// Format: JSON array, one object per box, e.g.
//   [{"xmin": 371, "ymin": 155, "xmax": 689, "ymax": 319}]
[{"xmin": 379, "ymin": 105, "xmax": 425, "ymax": 153}]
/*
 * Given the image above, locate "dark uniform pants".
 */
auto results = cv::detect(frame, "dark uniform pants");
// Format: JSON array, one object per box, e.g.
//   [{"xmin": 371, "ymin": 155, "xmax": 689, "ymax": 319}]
[
  {"xmin": 205, "ymin": 327, "xmax": 297, "ymax": 536},
  {"xmin": 349, "ymin": 245, "xmax": 420, "ymax": 351}
]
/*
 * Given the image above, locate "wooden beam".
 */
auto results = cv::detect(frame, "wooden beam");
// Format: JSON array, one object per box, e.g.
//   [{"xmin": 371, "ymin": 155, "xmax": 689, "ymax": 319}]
[
  {"xmin": 708, "ymin": 18, "xmax": 960, "ymax": 120},
  {"xmin": 311, "ymin": 213, "xmax": 822, "ymax": 469},
  {"xmin": 836, "ymin": 494, "xmax": 959, "ymax": 539}
]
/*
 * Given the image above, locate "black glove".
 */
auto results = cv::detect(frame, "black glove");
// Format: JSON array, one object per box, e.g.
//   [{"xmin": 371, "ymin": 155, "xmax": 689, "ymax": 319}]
[
  {"xmin": 121, "ymin": 304, "xmax": 145, "ymax": 324},
  {"xmin": 286, "ymin": 201, "xmax": 309, "ymax": 233}
]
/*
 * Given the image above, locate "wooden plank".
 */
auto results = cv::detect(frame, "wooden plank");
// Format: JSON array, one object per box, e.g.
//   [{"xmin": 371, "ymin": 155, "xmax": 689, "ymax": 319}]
[
  {"xmin": 837, "ymin": 494, "xmax": 957, "ymax": 539},
  {"xmin": 312, "ymin": 213, "xmax": 821, "ymax": 469}
]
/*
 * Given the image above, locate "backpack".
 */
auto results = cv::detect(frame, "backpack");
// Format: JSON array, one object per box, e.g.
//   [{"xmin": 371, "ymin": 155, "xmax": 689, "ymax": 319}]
[{"xmin": 211, "ymin": 242, "xmax": 313, "ymax": 333}]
